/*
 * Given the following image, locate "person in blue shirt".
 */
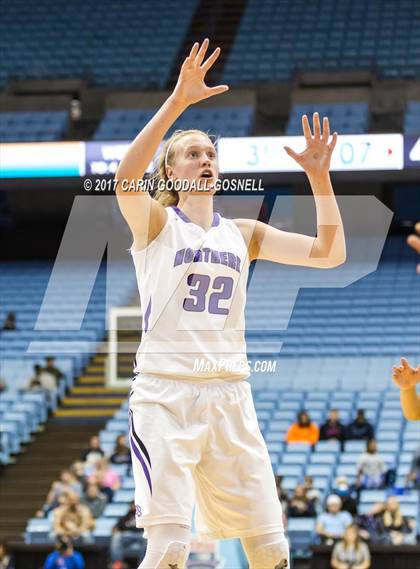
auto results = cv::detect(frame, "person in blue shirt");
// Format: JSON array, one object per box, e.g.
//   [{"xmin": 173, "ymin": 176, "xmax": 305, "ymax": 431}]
[
  {"xmin": 44, "ymin": 537, "xmax": 85, "ymax": 569},
  {"xmin": 316, "ymin": 494, "xmax": 353, "ymax": 546}
]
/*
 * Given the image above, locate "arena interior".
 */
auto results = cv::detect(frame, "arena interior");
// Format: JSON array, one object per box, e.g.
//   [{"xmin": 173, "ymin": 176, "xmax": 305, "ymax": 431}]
[{"xmin": 0, "ymin": 1, "xmax": 419, "ymax": 568}]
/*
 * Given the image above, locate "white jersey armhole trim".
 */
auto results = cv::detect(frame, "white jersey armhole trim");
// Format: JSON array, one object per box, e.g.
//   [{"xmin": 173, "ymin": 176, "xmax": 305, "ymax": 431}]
[
  {"xmin": 229, "ymin": 218, "xmax": 252, "ymax": 268},
  {"xmin": 129, "ymin": 206, "xmax": 173, "ymax": 256}
]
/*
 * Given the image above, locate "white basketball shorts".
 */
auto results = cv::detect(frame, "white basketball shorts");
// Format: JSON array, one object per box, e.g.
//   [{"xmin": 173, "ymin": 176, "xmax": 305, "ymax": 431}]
[{"xmin": 128, "ymin": 373, "xmax": 284, "ymax": 541}]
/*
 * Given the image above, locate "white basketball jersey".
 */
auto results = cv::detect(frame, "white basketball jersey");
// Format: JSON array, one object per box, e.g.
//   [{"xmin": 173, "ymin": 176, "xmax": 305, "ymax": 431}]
[{"xmin": 130, "ymin": 205, "xmax": 251, "ymax": 381}]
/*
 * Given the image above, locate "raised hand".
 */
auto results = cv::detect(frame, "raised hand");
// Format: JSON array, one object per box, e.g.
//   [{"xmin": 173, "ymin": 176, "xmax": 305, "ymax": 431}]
[
  {"xmin": 406, "ymin": 221, "xmax": 420, "ymax": 274},
  {"xmin": 392, "ymin": 357, "xmax": 420, "ymax": 390},
  {"xmin": 172, "ymin": 38, "xmax": 229, "ymax": 108},
  {"xmin": 284, "ymin": 112, "xmax": 337, "ymax": 177}
]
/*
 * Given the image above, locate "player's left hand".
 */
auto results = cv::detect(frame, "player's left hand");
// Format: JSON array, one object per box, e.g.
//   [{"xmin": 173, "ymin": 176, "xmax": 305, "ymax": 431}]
[
  {"xmin": 284, "ymin": 112, "xmax": 337, "ymax": 177},
  {"xmin": 392, "ymin": 357, "xmax": 420, "ymax": 390}
]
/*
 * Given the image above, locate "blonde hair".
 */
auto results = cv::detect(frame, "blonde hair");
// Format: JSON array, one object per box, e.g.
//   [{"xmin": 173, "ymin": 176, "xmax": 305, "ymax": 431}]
[
  {"xmin": 151, "ymin": 129, "xmax": 216, "ymax": 207},
  {"xmin": 383, "ymin": 499, "xmax": 403, "ymax": 528}
]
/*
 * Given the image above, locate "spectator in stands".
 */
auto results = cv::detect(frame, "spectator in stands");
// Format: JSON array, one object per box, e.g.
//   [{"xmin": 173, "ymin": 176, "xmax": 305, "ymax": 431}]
[
  {"xmin": 356, "ymin": 440, "xmax": 385, "ymax": 490},
  {"xmin": 39, "ymin": 469, "xmax": 83, "ymax": 516},
  {"xmin": 81, "ymin": 482, "xmax": 107, "ymax": 518},
  {"xmin": 110, "ymin": 502, "xmax": 146, "ymax": 569},
  {"xmin": 331, "ymin": 524, "xmax": 371, "ymax": 569},
  {"xmin": 44, "ymin": 536, "xmax": 84, "ymax": 569},
  {"xmin": 2, "ymin": 312, "xmax": 16, "ymax": 330},
  {"xmin": 303, "ymin": 475, "xmax": 321, "ymax": 507},
  {"xmin": 356, "ymin": 502, "xmax": 386, "ymax": 543},
  {"xmin": 288, "ymin": 484, "xmax": 317, "ymax": 518},
  {"xmin": 27, "ymin": 364, "xmax": 56, "ymax": 392},
  {"xmin": 87, "ymin": 457, "xmax": 121, "ymax": 501},
  {"xmin": 70, "ymin": 461, "xmax": 87, "ymax": 489},
  {"xmin": 332, "ymin": 476, "xmax": 358, "ymax": 516},
  {"xmin": 376, "ymin": 496, "xmax": 416, "ymax": 545},
  {"xmin": 44, "ymin": 356, "xmax": 65, "ymax": 387},
  {"xmin": 274, "ymin": 475, "xmax": 290, "ymax": 521},
  {"xmin": 320, "ymin": 409, "xmax": 345, "ymax": 449},
  {"xmin": 0, "ymin": 377, "xmax": 7, "ymax": 394},
  {"xmin": 52, "ymin": 491, "xmax": 95, "ymax": 545},
  {"xmin": 316, "ymin": 494, "xmax": 353, "ymax": 545},
  {"xmin": 345, "ymin": 410, "xmax": 374, "ymax": 441},
  {"xmin": 0, "ymin": 544, "xmax": 11, "ymax": 569},
  {"xmin": 110, "ymin": 434, "xmax": 131, "ymax": 465},
  {"xmin": 81, "ymin": 435, "xmax": 104, "ymax": 465},
  {"xmin": 406, "ymin": 446, "xmax": 420, "ymax": 489},
  {"xmin": 392, "ymin": 357, "xmax": 420, "ymax": 421},
  {"xmin": 285, "ymin": 410, "xmax": 319, "ymax": 445}
]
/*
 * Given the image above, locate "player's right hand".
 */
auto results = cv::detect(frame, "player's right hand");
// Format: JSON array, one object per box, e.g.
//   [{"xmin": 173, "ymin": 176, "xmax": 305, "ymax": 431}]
[
  {"xmin": 392, "ymin": 356, "xmax": 420, "ymax": 390},
  {"xmin": 171, "ymin": 38, "xmax": 229, "ymax": 108}
]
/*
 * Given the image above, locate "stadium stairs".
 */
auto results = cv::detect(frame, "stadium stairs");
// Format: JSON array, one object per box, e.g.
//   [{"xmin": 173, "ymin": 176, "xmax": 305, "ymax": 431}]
[
  {"xmin": 0, "ymin": 423, "xmax": 99, "ymax": 543},
  {"xmin": 168, "ymin": 0, "xmax": 247, "ymax": 88},
  {"xmin": 53, "ymin": 352, "xmax": 132, "ymax": 422}
]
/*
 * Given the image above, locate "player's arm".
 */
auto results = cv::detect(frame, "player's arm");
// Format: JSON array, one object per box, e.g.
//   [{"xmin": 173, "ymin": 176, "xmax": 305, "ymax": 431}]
[
  {"xmin": 235, "ymin": 114, "xmax": 346, "ymax": 268},
  {"xmin": 392, "ymin": 357, "xmax": 420, "ymax": 421},
  {"xmin": 115, "ymin": 39, "xmax": 228, "ymax": 246}
]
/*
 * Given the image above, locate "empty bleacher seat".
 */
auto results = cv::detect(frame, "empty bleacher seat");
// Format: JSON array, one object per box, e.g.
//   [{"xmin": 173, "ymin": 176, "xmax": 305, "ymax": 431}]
[{"xmin": 0, "ymin": 111, "xmax": 68, "ymax": 142}]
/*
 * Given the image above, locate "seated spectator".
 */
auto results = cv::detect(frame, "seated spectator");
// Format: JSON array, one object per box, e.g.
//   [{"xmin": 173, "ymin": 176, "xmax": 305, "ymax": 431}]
[
  {"xmin": 0, "ymin": 543, "xmax": 11, "ymax": 569},
  {"xmin": 288, "ymin": 484, "xmax": 317, "ymax": 518},
  {"xmin": 110, "ymin": 434, "xmax": 131, "ymax": 465},
  {"xmin": 356, "ymin": 440, "xmax": 385, "ymax": 490},
  {"xmin": 303, "ymin": 475, "xmax": 321, "ymax": 508},
  {"xmin": 0, "ymin": 377, "xmax": 7, "ymax": 394},
  {"xmin": 356, "ymin": 503, "xmax": 387, "ymax": 543},
  {"xmin": 70, "ymin": 462, "xmax": 87, "ymax": 489},
  {"xmin": 44, "ymin": 356, "xmax": 64, "ymax": 387},
  {"xmin": 27, "ymin": 364, "xmax": 56, "ymax": 393},
  {"xmin": 52, "ymin": 491, "xmax": 95, "ymax": 545},
  {"xmin": 316, "ymin": 494, "xmax": 353, "ymax": 545},
  {"xmin": 2, "ymin": 312, "xmax": 16, "ymax": 330},
  {"xmin": 88, "ymin": 457, "xmax": 121, "ymax": 502},
  {"xmin": 110, "ymin": 503, "xmax": 146, "ymax": 569},
  {"xmin": 376, "ymin": 496, "xmax": 416, "ymax": 545},
  {"xmin": 346, "ymin": 410, "xmax": 374, "ymax": 441},
  {"xmin": 81, "ymin": 435, "xmax": 104, "ymax": 465},
  {"xmin": 332, "ymin": 476, "xmax": 358, "ymax": 516},
  {"xmin": 406, "ymin": 445, "xmax": 420, "ymax": 489},
  {"xmin": 286, "ymin": 410, "xmax": 319, "ymax": 445},
  {"xmin": 320, "ymin": 409, "xmax": 345, "ymax": 448},
  {"xmin": 81, "ymin": 482, "xmax": 107, "ymax": 519},
  {"xmin": 331, "ymin": 524, "xmax": 371, "ymax": 569},
  {"xmin": 26, "ymin": 365, "xmax": 57, "ymax": 409},
  {"xmin": 39, "ymin": 469, "xmax": 83, "ymax": 516},
  {"xmin": 44, "ymin": 536, "xmax": 85, "ymax": 569},
  {"xmin": 274, "ymin": 475, "xmax": 290, "ymax": 523}
]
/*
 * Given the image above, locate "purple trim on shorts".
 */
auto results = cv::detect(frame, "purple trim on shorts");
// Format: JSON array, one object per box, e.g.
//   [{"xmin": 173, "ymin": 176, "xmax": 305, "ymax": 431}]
[
  {"xmin": 129, "ymin": 409, "xmax": 152, "ymax": 468},
  {"xmin": 143, "ymin": 297, "xmax": 151, "ymax": 333},
  {"xmin": 171, "ymin": 205, "xmax": 220, "ymax": 228},
  {"xmin": 130, "ymin": 435, "xmax": 153, "ymax": 495},
  {"xmin": 129, "ymin": 410, "xmax": 153, "ymax": 495}
]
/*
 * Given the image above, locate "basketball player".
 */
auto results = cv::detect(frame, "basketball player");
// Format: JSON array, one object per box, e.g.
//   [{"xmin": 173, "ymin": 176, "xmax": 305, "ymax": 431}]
[
  {"xmin": 115, "ymin": 39, "xmax": 346, "ymax": 569},
  {"xmin": 392, "ymin": 357, "xmax": 420, "ymax": 421}
]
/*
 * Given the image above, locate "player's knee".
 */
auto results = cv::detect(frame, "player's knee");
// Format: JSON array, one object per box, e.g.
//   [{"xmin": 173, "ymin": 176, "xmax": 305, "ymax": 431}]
[
  {"xmin": 254, "ymin": 539, "xmax": 290, "ymax": 569},
  {"xmin": 156, "ymin": 540, "xmax": 191, "ymax": 569}
]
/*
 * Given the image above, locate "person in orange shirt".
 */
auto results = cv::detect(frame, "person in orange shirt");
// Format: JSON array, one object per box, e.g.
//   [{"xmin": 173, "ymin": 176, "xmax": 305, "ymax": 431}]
[{"xmin": 286, "ymin": 410, "xmax": 319, "ymax": 445}]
